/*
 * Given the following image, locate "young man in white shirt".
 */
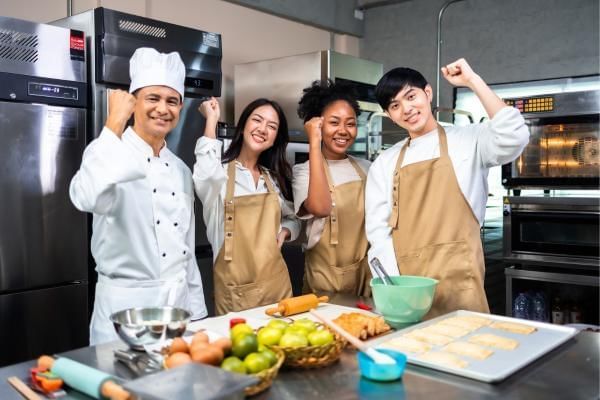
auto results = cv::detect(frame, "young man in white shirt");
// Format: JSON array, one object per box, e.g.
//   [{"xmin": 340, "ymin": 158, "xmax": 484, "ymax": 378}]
[
  {"xmin": 365, "ymin": 58, "xmax": 529, "ymax": 318},
  {"xmin": 70, "ymin": 48, "xmax": 207, "ymax": 344}
]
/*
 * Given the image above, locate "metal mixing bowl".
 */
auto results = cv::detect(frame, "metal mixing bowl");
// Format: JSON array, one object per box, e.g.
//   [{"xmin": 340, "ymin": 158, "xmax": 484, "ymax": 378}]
[{"xmin": 110, "ymin": 307, "xmax": 191, "ymax": 350}]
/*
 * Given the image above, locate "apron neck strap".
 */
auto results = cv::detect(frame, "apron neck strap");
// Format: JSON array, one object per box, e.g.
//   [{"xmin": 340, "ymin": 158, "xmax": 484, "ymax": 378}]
[
  {"xmin": 260, "ymin": 167, "xmax": 276, "ymax": 193},
  {"xmin": 225, "ymin": 161, "xmax": 237, "ymax": 202},
  {"xmin": 437, "ymin": 123, "xmax": 449, "ymax": 158}
]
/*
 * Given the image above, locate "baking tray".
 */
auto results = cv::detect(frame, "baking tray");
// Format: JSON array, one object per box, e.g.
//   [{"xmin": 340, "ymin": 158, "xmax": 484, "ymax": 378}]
[{"xmin": 368, "ymin": 310, "xmax": 578, "ymax": 383}]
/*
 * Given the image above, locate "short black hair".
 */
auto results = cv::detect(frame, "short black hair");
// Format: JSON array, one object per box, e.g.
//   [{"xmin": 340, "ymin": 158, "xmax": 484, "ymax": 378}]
[
  {"xmin": 297, "ymin": 79, "xmax": 360, "ymax": 122},
  {"xmin": 374, "ymin": 67, "xmax": 429, "ymax": 110}
]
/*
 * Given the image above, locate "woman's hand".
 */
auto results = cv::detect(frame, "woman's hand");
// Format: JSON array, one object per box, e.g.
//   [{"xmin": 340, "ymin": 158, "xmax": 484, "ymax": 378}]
[
  {"xmin": 198, "ymin": 97, "xmax": 220, "ymax": 121},
  {"xmin": 304, "ymin": 117, "xmax": 324, "ymax": 147},
  {"xmin": 277, "ymin": 228, "xmax": 291, "ymax": 248}
]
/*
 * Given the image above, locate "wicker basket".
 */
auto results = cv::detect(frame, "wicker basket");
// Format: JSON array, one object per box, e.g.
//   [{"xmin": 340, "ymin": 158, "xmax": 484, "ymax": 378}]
[
  {"xmin": 268, "ymin": 327, "xmax": 345, "ymax": 369},
  {"xmin": 245, "ymin": 347, "xmax": 285, "ymax": 396}
]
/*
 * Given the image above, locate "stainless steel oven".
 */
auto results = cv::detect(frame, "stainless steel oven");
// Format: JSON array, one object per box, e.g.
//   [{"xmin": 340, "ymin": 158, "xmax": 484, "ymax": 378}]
[
  {"xmin": 503, "ymin": 196, "xmax": 600, "ymax": 323},
  {"xmin": 502, "ymin": 90, "xmax": 600, "ymax": 189},
  {"xmin": 503, "ymin": 196, "xmax": 599, "ymax": 270}
]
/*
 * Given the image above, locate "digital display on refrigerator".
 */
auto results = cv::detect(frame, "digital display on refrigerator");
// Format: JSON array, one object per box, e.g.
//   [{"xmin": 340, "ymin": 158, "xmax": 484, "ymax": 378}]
[{"xmin": 28, "ymin": 82, "xmax": 79, "ymax": 100}]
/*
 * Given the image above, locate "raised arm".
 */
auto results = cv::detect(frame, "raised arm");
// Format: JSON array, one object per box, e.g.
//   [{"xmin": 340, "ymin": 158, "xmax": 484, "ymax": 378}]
[
  {"xmin": 299, "ymin": 117, "xmax": 332, "ymax": 218},
  {"xmin": 441, "ymin": 58, "xmax": 505, "ymax": 119},
  {"xmin": 69, "ymin": 90, "xmax": 145, "ymax": 215}
]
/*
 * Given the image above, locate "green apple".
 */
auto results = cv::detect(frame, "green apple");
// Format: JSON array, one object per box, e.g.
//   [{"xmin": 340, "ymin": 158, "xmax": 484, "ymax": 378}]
[
  {"xmin": 285, "ymin": 325, "xmax": 309, "ymax": 337},
  {"xmin": 230, "ymin": 323, "xmax": 254, "ymax": 340},
  {"xmin": 292, "ymin": 318, "xmax": 317, "ymax": 333},
  {"xmin": 257, "ymin": 327, "xmax": 283, "ymax": 346},
  {"xmin": 279, "ymin": 332, "xmax": 309, "ymax": 348},
  {"xmin": 221, "ymin": 356, "xmax": 247, "ymax": 374},
  {"xmin": 244, "ymin": 352, "xmax": 270, "ymax": 374},
  {"xmin": 266, "ymin": 319, "xmax": 289, "ymax": 331},
  {"xmin": 307, "ymin": 329, "xmax": 334, "ymax": 346}
]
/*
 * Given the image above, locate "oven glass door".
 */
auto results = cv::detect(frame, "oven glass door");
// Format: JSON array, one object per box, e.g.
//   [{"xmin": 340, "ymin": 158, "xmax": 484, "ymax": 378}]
[
  {"xmin": 511, "ymin": 211, "xmax": 599, "ymax": 257},
  {"xmin": 502, "ymin": 115, "xmax": 599, "ymax": 188}
]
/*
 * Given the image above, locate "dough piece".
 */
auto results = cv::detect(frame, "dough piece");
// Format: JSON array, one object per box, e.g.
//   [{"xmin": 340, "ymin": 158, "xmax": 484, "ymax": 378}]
[
  {"xmin": 419, "ymin": 351, "xmax": 468, "ymax": 369},
  {"xmin": 468, "ymin": 334, "xmax": 519, "ymax": 350},
  {"xmin": 382, "ymin": 336, "xmax": 432, "ymax": 354},
  {"xmin": 422, "ymin": 323, "xmax": 469, "ymax": 338},
  {"xmin": 490, "ymin": 321, "xmax": 537, "ymax": 335},
  {"xmin": 404, "ymin": 329, "xmax": 453, "ymax": 346},
  {"xmin": 437, "ymin": 317, "xmax": 484, "ymax": 331},
  {"xmin": 442, "ymin": 341, "xmax": 494, "ymax": 360},
  {"xmin": 457, "ymin": 315, "xmax": 492, "ymax": 327}
]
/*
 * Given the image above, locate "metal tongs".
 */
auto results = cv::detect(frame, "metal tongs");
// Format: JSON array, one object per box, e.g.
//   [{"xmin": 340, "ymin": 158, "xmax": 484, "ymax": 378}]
[
  {"xmin": 114, "ymin": 349, "xmax": 162, "ymax": 377},
  {"xmin": 370, "ymin": 257, "xmax": 395, "ymax": 285}
]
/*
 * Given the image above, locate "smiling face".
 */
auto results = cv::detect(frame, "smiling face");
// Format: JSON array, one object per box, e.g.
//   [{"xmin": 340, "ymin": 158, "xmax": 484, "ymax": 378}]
[
  {"xmin": 241, "ymin": 104, "xmax": 280, "ymax": 154},
  {"xmin": 386, "ymin": 84, "xmax": 437, "ymax": 137},
  {"xmin": 320, "ymin": 100, "xmax": 358, "ymax": 160},
  {"xmin": 132, "ymin": 85, "xmax": 182, "ymax": 140}
]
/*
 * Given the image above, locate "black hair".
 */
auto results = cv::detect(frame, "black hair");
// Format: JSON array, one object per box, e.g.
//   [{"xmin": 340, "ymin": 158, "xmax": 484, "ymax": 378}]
[
  {"xmin": 297, "ymin": 79, "xmax": 360, "ymax": 122},
  {"xmin": 222, "ymin": 98, "xmax": 293, "ymax": 201},
  {"xmin": 374, "ymin": 67, "xmax": 429, "ymax": 110}
]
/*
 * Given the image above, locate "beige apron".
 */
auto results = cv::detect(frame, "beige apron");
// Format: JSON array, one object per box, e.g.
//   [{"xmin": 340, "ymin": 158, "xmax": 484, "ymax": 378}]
[
  {"xmin": 213, "ymin": 162, "xmax": 293, "ymax": 315},
  {"xmin": 304, "ymin": 156, "xmax": 372, "ymax": 297},
  {"xmin": 389, "ymin": 125, "xmax": 489, "ymax": 319}
]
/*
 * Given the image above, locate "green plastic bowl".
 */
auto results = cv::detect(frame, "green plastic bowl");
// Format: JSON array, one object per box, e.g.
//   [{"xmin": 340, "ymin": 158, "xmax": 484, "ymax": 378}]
[{"xmin": 370, "ymin": 276, "xmax": 438, "ymax": 327}]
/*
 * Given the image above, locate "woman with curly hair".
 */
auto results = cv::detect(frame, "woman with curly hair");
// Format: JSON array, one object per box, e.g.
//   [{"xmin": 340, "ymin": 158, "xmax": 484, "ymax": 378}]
[
  {"xmin": 194, "ymin": 97, "xmax": 300, "ymax": 315},
  {"xmin": 293, "ymin": 80, "xmax": 371, "ymax": 296}
]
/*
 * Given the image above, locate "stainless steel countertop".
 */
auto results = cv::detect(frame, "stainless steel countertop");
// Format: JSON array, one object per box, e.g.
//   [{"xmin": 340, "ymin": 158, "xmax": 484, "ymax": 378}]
[{"xmin": 1, "ymin": 294, "xmax": 598, "ymax": 399}]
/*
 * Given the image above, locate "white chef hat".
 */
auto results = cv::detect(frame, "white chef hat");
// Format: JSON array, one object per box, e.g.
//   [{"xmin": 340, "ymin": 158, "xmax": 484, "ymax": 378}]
[{"xmin": 129, "ymin": 47, "xmax": 186, "ymax": 100}]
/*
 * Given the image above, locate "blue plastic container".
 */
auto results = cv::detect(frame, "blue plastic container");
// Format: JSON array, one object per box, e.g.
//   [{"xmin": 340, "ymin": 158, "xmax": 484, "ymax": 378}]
[{"xmin": 356, "ymin": 348, "xmax": 407, "ymax": 382}]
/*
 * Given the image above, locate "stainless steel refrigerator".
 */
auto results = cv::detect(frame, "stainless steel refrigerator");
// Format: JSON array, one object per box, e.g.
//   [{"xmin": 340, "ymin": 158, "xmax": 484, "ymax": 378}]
[
  {"xmin": 52, "ymin": 8, "xmax": 222, "ymax": 315},
  {"xmin": 0, "ymin": 17, "xmax": 88, "ymax": 366}
]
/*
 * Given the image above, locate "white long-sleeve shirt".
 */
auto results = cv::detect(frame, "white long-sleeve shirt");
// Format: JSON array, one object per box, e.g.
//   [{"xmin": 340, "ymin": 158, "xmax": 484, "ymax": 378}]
[
  {"xmin": 69, "ymin": 127, "xmax": 207, "ymax": 319},
  {"xmin": 365, "ymin": 106, "xmax": 530, "ymax": 276},
  {"xmin": 292, "ymin": 156, "xmax": 371, "ymax": 250},
  {"xmin": 193, "ymin": 136, "xmax": 301, "ymax": 261}
]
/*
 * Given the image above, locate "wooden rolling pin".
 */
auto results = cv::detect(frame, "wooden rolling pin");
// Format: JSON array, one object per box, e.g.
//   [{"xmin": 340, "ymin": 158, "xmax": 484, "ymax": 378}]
[
  {"xmin": 265, "ymin": 294, "xmax": 329, "ymax": 317},
  {"xmin": 38, "ymin": 356, "xmax": 130, "ymax": 400}
]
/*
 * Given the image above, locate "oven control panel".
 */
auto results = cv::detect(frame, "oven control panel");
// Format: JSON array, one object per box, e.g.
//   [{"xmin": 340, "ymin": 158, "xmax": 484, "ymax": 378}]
[{"xmin": 504, "ymin": 95, "xmax": 555, "ymax": 113}]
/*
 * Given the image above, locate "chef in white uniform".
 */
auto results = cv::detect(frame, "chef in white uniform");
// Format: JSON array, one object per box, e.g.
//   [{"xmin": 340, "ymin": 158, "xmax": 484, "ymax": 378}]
[{"xmin": 70, "ymin": 47, "xmax": 207, "ymax": 344}]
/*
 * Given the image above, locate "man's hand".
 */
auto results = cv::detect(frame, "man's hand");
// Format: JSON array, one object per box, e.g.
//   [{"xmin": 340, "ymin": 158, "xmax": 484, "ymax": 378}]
[
  {"xmin": 277, "ymin": 228, "xmax": 291, "ymax": 249},
  {"xmin": 305, "ymin": 117, "xmax": 324, "ymax": 147},
  {"xmin": 105, "ymin": 89, "xmax": 136, "ymax": 137},
  {"xmin": 441, "ymin": 58, "xmax": 480, "ymax": 89}
]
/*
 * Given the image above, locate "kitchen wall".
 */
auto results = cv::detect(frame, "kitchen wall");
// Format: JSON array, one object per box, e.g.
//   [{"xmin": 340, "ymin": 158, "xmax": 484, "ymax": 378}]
[
  {"xmin": 361, "ymin": 0, "xmax": 600, "ymax": 118},
  {"xmin": 1, "ymin": 0, "xmax": 359, "ymax": 123}
]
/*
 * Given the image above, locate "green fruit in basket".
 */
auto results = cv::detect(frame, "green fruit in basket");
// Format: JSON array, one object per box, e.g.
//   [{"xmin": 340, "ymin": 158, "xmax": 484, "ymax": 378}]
[
  {"xmin": 230, "ymin": 323, "xmax": 254, "ymax": 340},
  {"xmin": 260, "ymin": 348, "xmax": 278, "ymax": 367},
  {"xmin": 232, "ymin": 333, "xmax": 258, "ymax": 359},
  {"xmin": 292, "ymin": 318, "xmax": 317, "ymax": 333},
  {"xmin": 257, "ymin": 327, "xmax": 283, "ymax": 346},
  {"xmin": 285, "ymin": 325, "xmax": 309, "ymax": 337},
  {"xmin": 266, "ymin": 319, "xmax": 289, "ymax": 331},
  {"xmin": 221, "ymin": 356, "xmax": 247, "ymax": 374},
  {"xmin": 244, "ymin": 352, "xmax": 270, "ymax": 374},
  {"xmin": 307, "ymin": 329, "xmax": 334, "ymax": 346},
  {"xmin": 279, "ymin": 332, "xmax": 309, "ymax": 348}
]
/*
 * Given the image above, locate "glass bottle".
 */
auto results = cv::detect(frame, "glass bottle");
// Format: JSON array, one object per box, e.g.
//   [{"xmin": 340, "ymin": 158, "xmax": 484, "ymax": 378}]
[
  {"xmin": 551, "ymin": 296, "xmax": 564, "ymax": 324},
  {"xmin": 513, "ymin": 292, "xmax": 532, "ymax": 320}
]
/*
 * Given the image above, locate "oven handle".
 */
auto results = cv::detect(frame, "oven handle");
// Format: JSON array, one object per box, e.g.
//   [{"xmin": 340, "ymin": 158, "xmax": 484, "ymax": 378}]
[{"xmin": 508, "ymin": 209, "xmax": 600, "ymax": 215}]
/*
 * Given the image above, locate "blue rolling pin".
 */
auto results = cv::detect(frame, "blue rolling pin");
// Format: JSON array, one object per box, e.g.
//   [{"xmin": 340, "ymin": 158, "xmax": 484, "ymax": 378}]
[{"xmin": 38, "ymin": 355, "xmax": 130, "ymax": 400}]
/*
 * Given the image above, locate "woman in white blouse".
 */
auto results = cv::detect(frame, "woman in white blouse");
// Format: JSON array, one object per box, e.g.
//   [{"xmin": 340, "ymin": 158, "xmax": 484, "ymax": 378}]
[
  {"xmin": 194, "ymin": 97, "xmax": 300, "ymax": 315},
  {"xmin": 292, "ymin": 80, "xmax": 372, "ymax": 296}
]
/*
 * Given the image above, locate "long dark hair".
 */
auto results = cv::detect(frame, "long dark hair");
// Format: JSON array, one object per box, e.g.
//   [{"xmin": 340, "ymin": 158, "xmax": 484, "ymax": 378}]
[{"xmin": 222, "ymin": 98, "xmax": 293, "ymax": 201}]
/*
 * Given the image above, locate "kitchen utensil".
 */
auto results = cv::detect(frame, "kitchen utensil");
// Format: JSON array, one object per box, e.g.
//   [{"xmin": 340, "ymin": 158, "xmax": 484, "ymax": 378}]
[
  {"xmin": 309, "ymin": 310, "xmax": 396, "ymax": 365},
  {"xmin": 370, "ymin": 276, "xmax": 438, "ymax": 327},
  {"xmin": 123, "ymin": 362, "xmax": 258, "ymax": 400},
  {"xmin": 265, "ymin": 294, "xmax": 329, "ymax": 317},
  {"xmin": 7, "ymin": 376, "xmax": 42, "ymax": 400},
  {"xmin": 37, "ymin": 356, "xmax": 129, "ymax": 400},
  {"xmin": 370, "ymin": 257, "xmax": 395, "ymax": 285},
  {"xmin": 356, "ymin": 348, "xmax": 407, "ymax": 381},
  {"xmin": 114, "ymin": 349, "xmax": 161, "ymax": 377},
  {"xmin": 110, "ymin": 307, "xmax": 190, "ymax": 351}
]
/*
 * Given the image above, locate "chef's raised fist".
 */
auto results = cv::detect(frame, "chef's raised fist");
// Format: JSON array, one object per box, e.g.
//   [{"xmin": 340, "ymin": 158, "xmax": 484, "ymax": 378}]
[{"xmin": 105, "ymin": 89, "xmax": 136, "ymax": 137}]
